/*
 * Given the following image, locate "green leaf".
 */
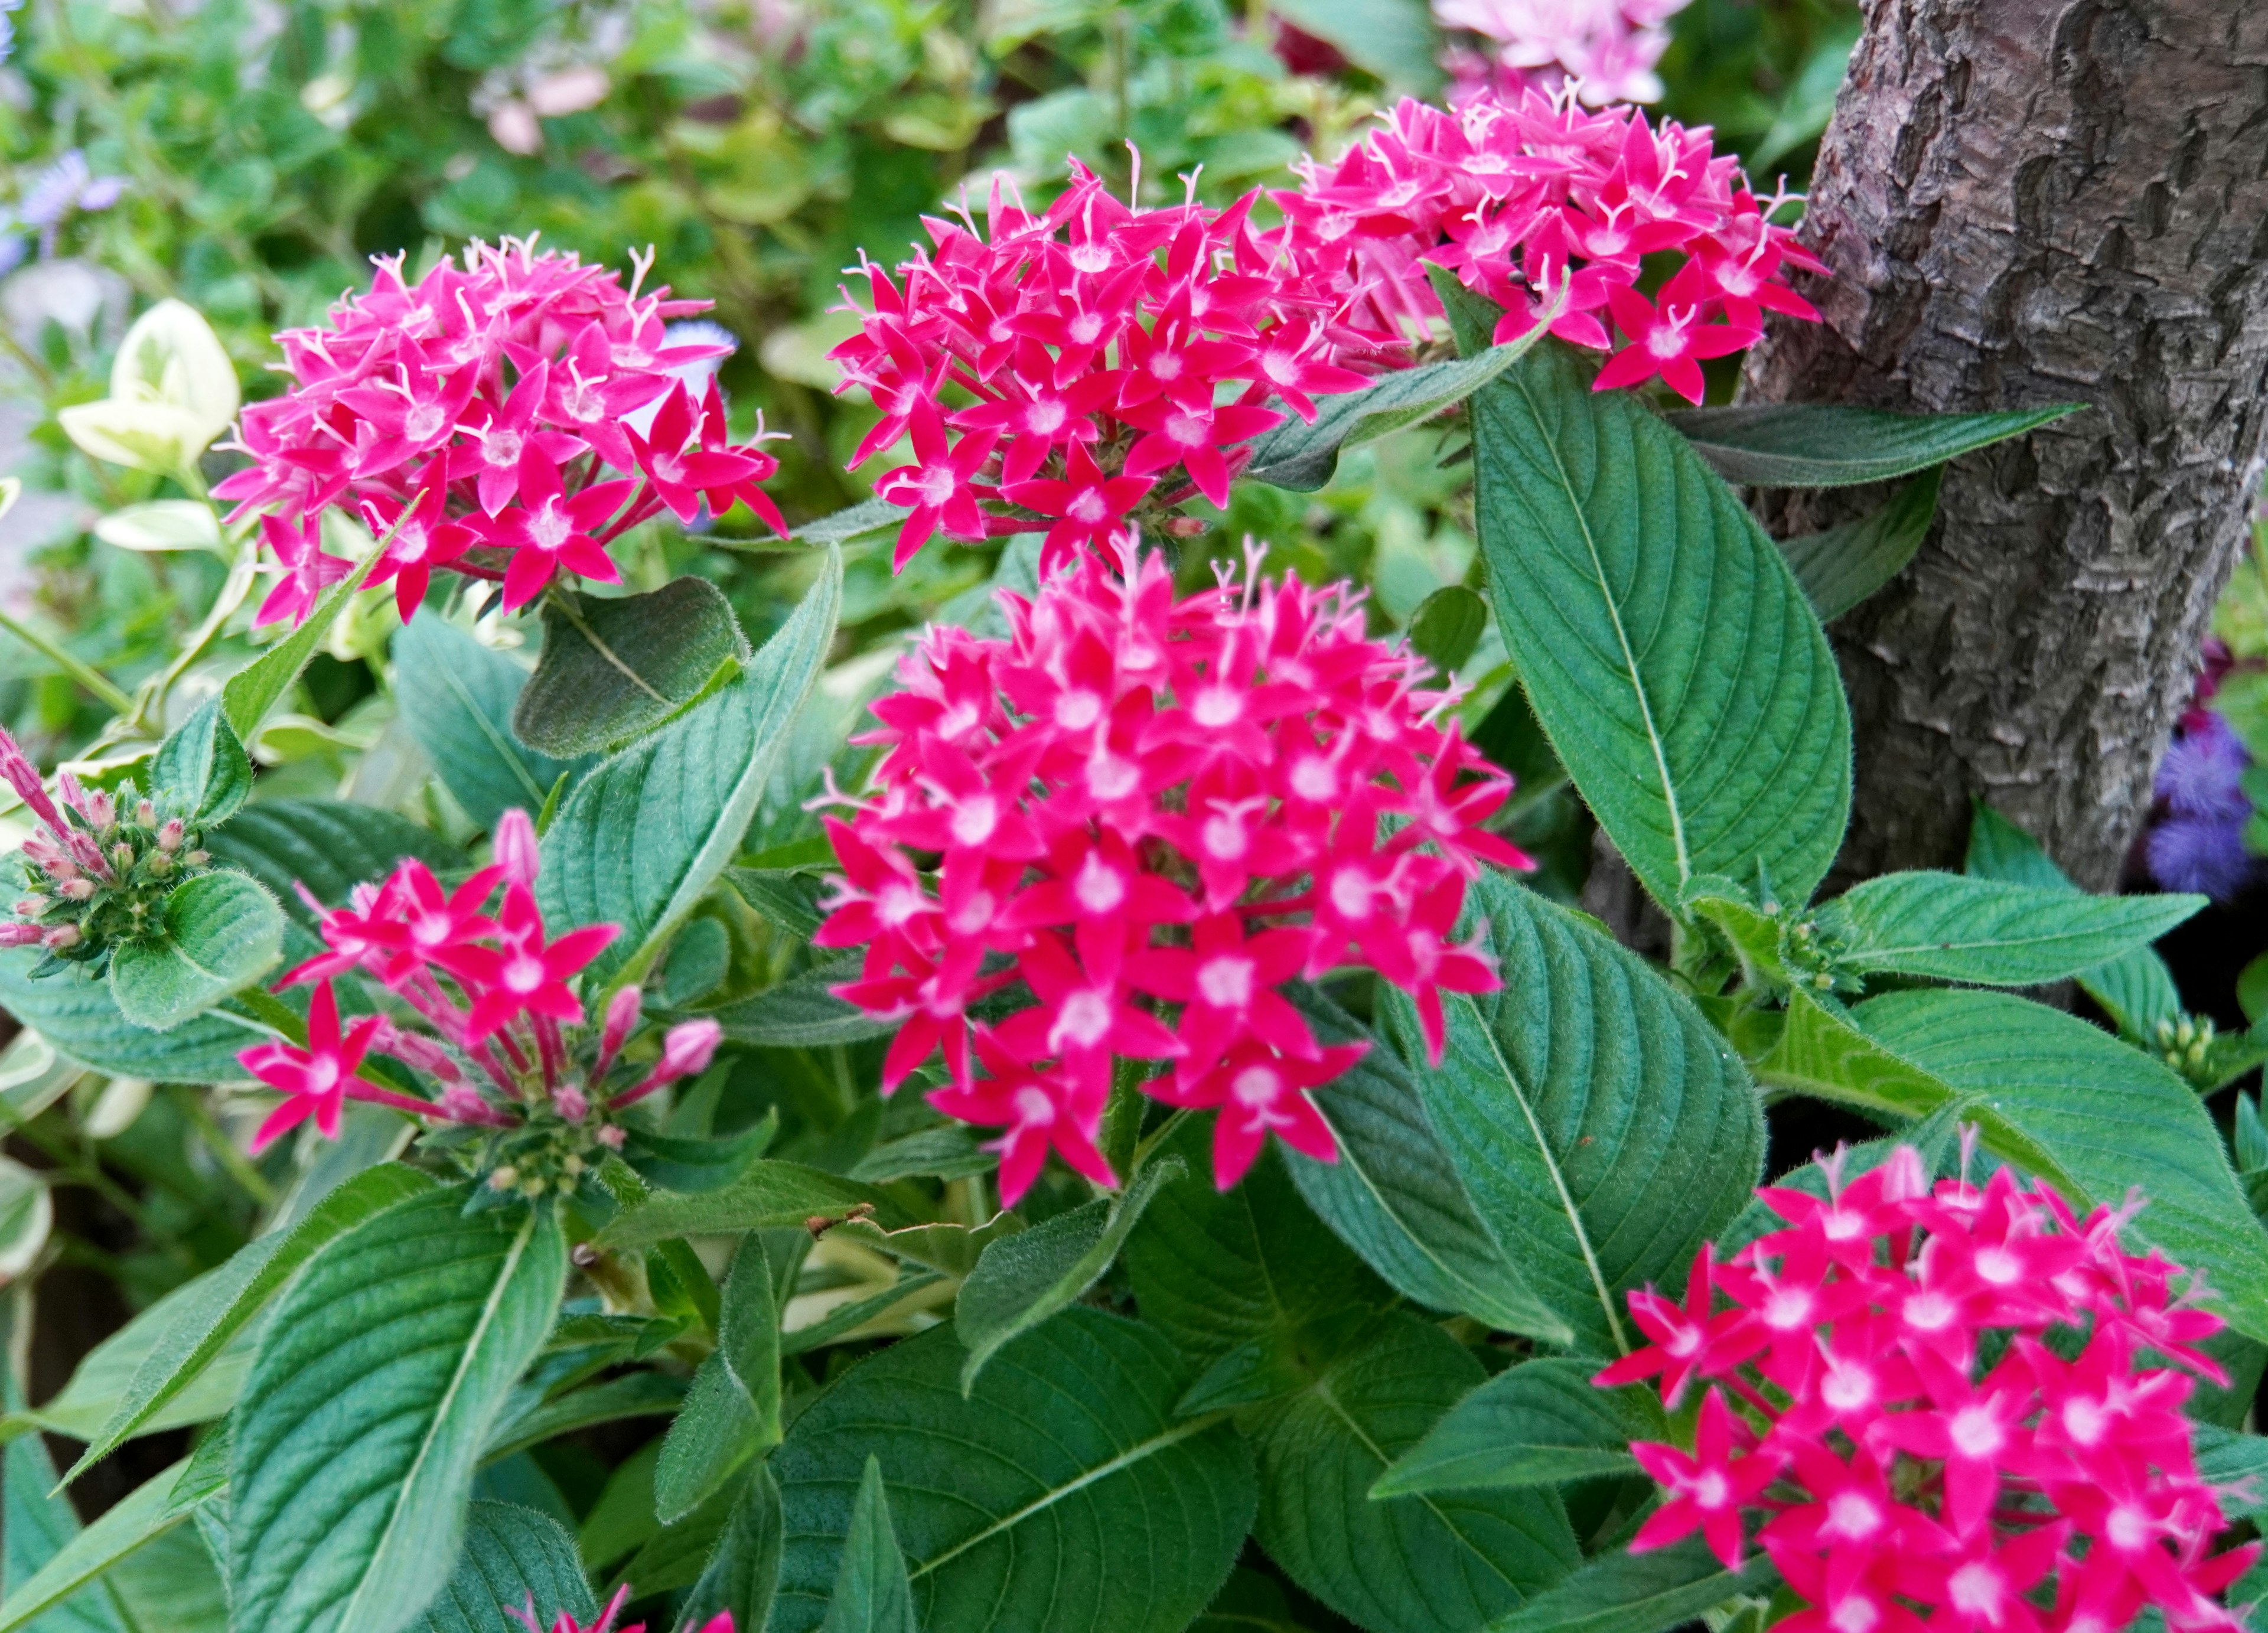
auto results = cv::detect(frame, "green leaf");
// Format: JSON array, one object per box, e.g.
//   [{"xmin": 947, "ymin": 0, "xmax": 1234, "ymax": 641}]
[
  {"xmin": 148, "ymin": 696, "xmax": 252, "ymax": 826},
  {"xmin": 409, "ymin": 1502, "xmax": 597, "ymax": 1633},
  {"xmin": 620, "ymin": 1114, "xmax": 775, "ymax": 1194},
  {"xmin": 818, "ymin": 1458, "xmax": 920, "ymax": 1633},
  {"xmin": 770, "ymin": 1310, "xmax": 1255, "ymax": 1633},
  {"xmin": 104, "ymin": 1523, "xmax": 226, "ymax": 1633},
  {"xmin": 8, "ymin": 1278, "xmax": 264, "ymax": 1449},
  {"xmin": 1407, "ymin": 586, "xmax": 1488, "ymax": 676},
  {"xmin": 1282, "ymin": 991, "xmax": 1571, "ymax": 1345},
  {"xmin": 1962, "ymin": 803, "xmax": 2183, "ymax": 1039},
  {"xmin": 228, "ymin": 1186, "xmax": 567, "ymax": 1633},
  {"xmin": 655, "ymin": 1239, "xmax": 783, "ymax": 1523},
  {"xmin": 789, "ymin": 497, "xmax": 907, "ymax": 546},
  {"xmin": 1393, "ymin": 873, "xmax": 1765, "ymax": 1356},
  {"xmin": 109, "ymin": 871, "xmax": 286, "ymax": 1032},
  {"xmin": 1472, "ymin": 338, "xmax": 1852, "ymax": 911},
  {"xmin": 1373, "ymin": 1358, "xmax": 1658, "ymax": 1498},
  {"xmin": 680, "ymin": 1465, "xmax": 784, "ymax": 1633},
  {"xmin": 611, "ymin": 1471, "xmax": 747, "ymax": 1598},
  {"xmin": 597, "ymin": 1159, "xmax": 911, "ymax": 1250},
  {"xmin": 204, "ymin": 801, "xmax": 464, "ymax": 933},
  {"xmin": 1759, "ymin": 988, "xmax": 2268, "ymax": 1342},
  {"xmin": 0, "ymin": 1458, "xmax": 200, "ymax": 1633},
  {"xmin": 393, "ymin": 615, "xmax": 585, "ymax": 830},
  {"xmin": 954, "ymin": 1154, "xmax": 1185, "ymax": 1392},
  {"xmin": 1666, "ymin": 403, "xmax": 2080, "ymax": 487},
  {"xmin": 221, "ymin": 550, "xmax": 382, "ymax": 739},
  {"xmin": 663, "ymin": 917, "xmax": 734, "ymax": 1006},
  {"xmin": 1480, "ymin": 1534, "xmax": 1778, "ymax": 1633},
  {"xmin": 1812, "ymin": 870, "xmax": 2204, "ymax": 987},
  {"xmin": 1776, "ymin": 469, "xmax": 1939, "ymax": 621},
  {"xmin": 725, "ymin": 867, "xmax": 826, "ymax": 940},
  {"xmin": 1123, "ymin": 1119, "xmax": 1389, "ymax": 1374},
  {"xmin": 0, "ymin": 950, "xmax": 256, "ymax": 1080},
  {"xmin": 2193, "ymin": 1425, "xmax": 2268, "ymax": 1520},
  {"xmin": 61, "ymin": 1163, "xmax": 434, "ymax": 1484},
  {"xmin": 1250, "ymin": 1313, "xmax": 1581, "ymax": 1633},
  {"xmin": 1267, "ymin": 0, "xmax": 1443, "ymax": 90},
  {"xmin": 708, "ymin": 957, "xmax": 892, "ymax": 1045},
  {"xmin": 1244, "ymin": 330, "xmax": 1546, "ymax": 493},
  {"xmin": 4, "ymin": 1399, "xmax": 126, "ymax": 1633},
  {"xmin": 514, "ymin": 578, "xmax": 750, "ymax": 757},
  {"xmin": 538, "ymin": 546, "xmax": 840, "ymax": 991},
  {"xmin": 483, "ymin": 1372, "xmax": 688, "ymax": 1464}
]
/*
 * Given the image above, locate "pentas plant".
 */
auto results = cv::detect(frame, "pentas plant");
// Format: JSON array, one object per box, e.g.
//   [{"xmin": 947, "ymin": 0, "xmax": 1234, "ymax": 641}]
[
  {"xmin": 829, "ymin": 157, "xmax": 1371, "ymax": 572},
  {"xmin": 1435, "ymin": 0, "xmax": 1695, "ymax": 107},
  {"xmin": 508, "ymin": 1587, "xmax": 731, "ymax": 1633},
  {"xmin": 1601, "ymin": 1142, "xmax": 2254, "ymax": 1633},
  {"xmin": 213, "ymin": 237, "xmax": 786, "ymax": 620},
  {"xmin": 236, "ymin": 807, "xmax": 720, "ymax": 1195},
  {"xmin": 814, "ymin": 536, "xmax": 1525, "ymax": 1200},
  {"xmin": 0, "ymin": 725, "xmax": 214, "ymax": 969},
  {"xmin": 1275, "ymin": 86, "xmax": 1824, "ymax": 402}
]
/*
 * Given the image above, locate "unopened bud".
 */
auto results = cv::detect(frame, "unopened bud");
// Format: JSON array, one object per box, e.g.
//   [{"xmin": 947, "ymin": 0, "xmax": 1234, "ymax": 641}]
[
  {"xmin": 520, "ymin": 1175, "xmax": 548, "ymax": 1197},
  {"xmin": 597, "ymin": 1124, "xmax": 626, "ymax": 1149},
  {"xmin": 562, "ymin": 1153, "xmax": 585, "ymax": 1177},
  {"xmin": 662, "ymin": 1018, "xmax": 722, "ymax": 1078},
  {"xmin": 44, "ymin": 924, "xmax": 81, "ymax": 949},
  {"xmin": 493, "ymin": 807, "xmax": 540, "ymax": 886},
  {"xmin": 437, "ymin": 1083, "xmax": 492, "ymax": 1122},
  {"xmin": 0, "ymin": 923, "xmax": 44, "ymax": 947},
  {"xmin": 110, "ymin": 842, "xmax": 135, "ymax": 873},
  {"xmin": 59, "ymin": 877, "xmax": 95, "ymax": 901},
  {"xmin": 134, "ymin": 798, "xmax": 155, "ymax": 827},
  {"xmin": 1162, "ymin": 514, "xmax": 1207, "ymax": 537},
  {"xmin": 146, "ymin": 853, "xmax": 173, "ymax": 878},
  {"xmin": 488, "ymin": 1164, "xmax": 520, "ymax": 1191},
  {"xmin": 156, "ymin": 819, "xmax": 184, "ymax": 853},
  {"xmin": 13, "ymin": 897, "xmax": 44, "ymax": 918},
  {"xmin": 552, "ymin": 1083, "xmax": 589, "ymax": 1122},
  {"xmin": 184, "ymin": 849, "xmax": 208, "ymax": 866}
]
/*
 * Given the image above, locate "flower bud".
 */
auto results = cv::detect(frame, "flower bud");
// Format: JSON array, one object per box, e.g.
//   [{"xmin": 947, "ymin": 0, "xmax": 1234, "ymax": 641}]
[
  {"xmin": 597, "ymin": 1124, "xmax": 626, "ymax": 1149},
  {"xmin": 157, "ymin": 819, "xmax": 184, "ymax": 852},
  {"xmin": 12, "ymin": 897, "xmax": 44, "ymax": 918},
  {"xmin": 592, "ymin": 983, "xmax": 642, "ymax": 1083},
  {"xmin": 146, "ymin": 853, "xmax": 172, "ymax": 878},
  {"xmin": 134, "ymin": 798, "xmax": 156, "ymax": 827},
  {"xmin": 0, "ymin": 923, "xmax": 45, "ymax": 947},
  {"xmin": 59, "ymin": 877, "xmax": 95, "ymax": 901},
  {"xmin": 662, "ymin": 1018, "xmax": 722, "ymax": 1078},
  {"xmin": 110, "ymin": 842, "xmax": 135, "ymax": 873},
  {"xmin": 552, "ymin": 1083, "xmax": 590, "ymax": 1122},
  {"xmin": 44, "ymin": 924, "xmax": 81, "ymax": 949},
  {"xmin": 493, "ymin": 807, "xmax": 540, "ymax": 886},
  {"xmin": 488, "ymin": 1163, "xmax": 520, "ymax": 1191},
  {"xmin": 184, "ymin": 849, "xmax": 208, "ymax": 866},
  {"xmin": 437, "ymin": 1084, "xmax": 493, "ymax": 1123}
]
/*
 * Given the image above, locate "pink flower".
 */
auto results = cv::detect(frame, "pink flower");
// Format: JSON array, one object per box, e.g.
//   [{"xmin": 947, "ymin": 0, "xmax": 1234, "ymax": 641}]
[
  {"xmin": 816, "ymin": 538, "xmax": 1531, "ymax": 1201},
  {"xmin": 1602, "ymin": 1142, "xmax": 2259, "ymax": 1633},
  {"xmin": 1434, "ymin": 0, "xmax": 1695, "ymax": 107},
  {"xmin": 507, "ymin": 1585, "xmax": 649, "ymax": 1633},
  {"xmin": 237, "ymin": 980, "xmax": 382, "ymax": 1152},
  {"xmin": 214, "ymin": 239, "xmax": 778, "ymax": 625}
]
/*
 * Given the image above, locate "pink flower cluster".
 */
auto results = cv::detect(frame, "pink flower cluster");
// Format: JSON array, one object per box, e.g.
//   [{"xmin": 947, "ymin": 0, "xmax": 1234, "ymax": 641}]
[
  {"xmin": 828, "ymin": 159, "xmax": 1370, "ymax": 573},
  {"xmin": 508, "ymin": 1586, "xmax": 728, "ymax": 1633},
  {"xmin": 1599, "ymin": 1142, "xmax": 2255, "ymax": 1633},
  {"xmin": 215, "ymin": 238, "xmax": 784, "ymax": 621},
  {"xmin": 814, "ymin": 539, "xmax": 1527, "ymax": 1201},
  {"xmin": 1434, "ymin": 0, "xmax": 1693, "ymax": 107},
  {"xmin": 1276, "ymin": 88, "xmax": 1823, "ymax": 402},
  {"xmin": 238, "ymin": 809, "xmax": 719, "ymax": 1176}
]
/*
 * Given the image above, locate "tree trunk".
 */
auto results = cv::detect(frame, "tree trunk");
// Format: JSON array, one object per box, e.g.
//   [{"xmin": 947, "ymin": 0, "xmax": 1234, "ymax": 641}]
[{"xmin": 1741, "ymin": 1, "xmax": 2268, "ymax": 892}]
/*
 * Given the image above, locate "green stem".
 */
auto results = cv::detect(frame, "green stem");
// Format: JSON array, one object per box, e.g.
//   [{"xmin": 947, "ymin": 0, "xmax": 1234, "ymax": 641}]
[
  {"xmin": 0, "ymin": 609, "xmax": 136, "ymax": 715},
  {"xmin": 226, "ymin": 985, "xmax": 307, "ymax": 1045},
  {"xmin": 1128, "ymin": 1107, "xmax": 1191, "ymax": 1176}
]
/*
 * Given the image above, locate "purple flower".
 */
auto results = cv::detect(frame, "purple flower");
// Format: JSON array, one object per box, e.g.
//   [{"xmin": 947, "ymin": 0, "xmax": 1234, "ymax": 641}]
[
  {"xmin": 2147, "ymin": 814, "xmax": 2256, "ymax": 902},
  {"xmin": 2155, "ymin": 709, "xmax": 2250, "ymax": 821}
]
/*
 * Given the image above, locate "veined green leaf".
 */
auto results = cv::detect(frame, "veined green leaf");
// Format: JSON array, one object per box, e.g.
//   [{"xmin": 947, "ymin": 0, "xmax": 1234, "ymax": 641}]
[
  {"xmin": 1472, "ymin": 338, "xmax": 1851, "ymax": 911},
  {"xmin": 221, "ymin": 550, "xmax": 382, "ymax": 739},
  {"xmin": 1252, "ymin": 1313, "xmax": 1581, "ymax": 1633},
  {"xmin": 817, "ymin": 1458, "xmax": 919, "ymax": 1633},
  {"xmin": 63, "ymin": 1163, "xmax": 434, "ymax": 1484},
  {"xmin": 707, "ymin": 957, "xmax": 893, "ymax": 1047},
  {"xmin": 1777, "ymin": 468, "xmax": 1939, "ymax": 621},
  {"xmin": 1407, "ymin": 586, "xmax": 1488, "ymax": 675},
  {"xmin": 409, "ymin": 1502, "xmax": 596, "ymax": 1633},
  {"xmin": 109, "ymin": 871, "xmax": 286, "ymax": 1032},
  {"xmin": 148, "ymin": 695, "xmax": 252, "ymax": 826},
  {"xmin": 1813, "ymin": 870, "xmax": 2203, "ymax": 987},
  {"xmin": 680, "ymin": 1465, "xmax": 784, "ymax": 1633},
  {"xmin": 955, "ymin": 1154, "xmax": 1184, "ymax": 1391},
  {"xmin": 1480, "ymin": 1534, "xmax": 1778, "ymax": 1633},
  {"xmin": 2194, "ymin": 1425, "xmax": 2268, "ymax": 1520},
  {"xmin": 1282, "ymin": 990, "xmax": 1570, "ymax": 1345},
  {"xmin": 789, "ymin": 497, "xmax": 906, "ymax": 546},
  {"xmin": 1393, "ymin": 873, "xmax": 1765, "ymax": 1355},
  {"xmin": 393, "ymin": 615, "xmax": 585, "ymax": 830},
  {"xmin": 515, "ymin": 578, "xmax": 749, "ymax": 758},
  {"xmin": 538, "ymin": 546, "xmax": 840, "ymax": 990},
  {"xmin": 228, "ymin": 1187, "xmax": 566, "ymax": 1633},
  {"xmin": 206, "ymin": 801, "xmax": 463, "ymax": 933},
  {"xmin": 1667, "ymin": 403, "xmax": 2079, "ymax": 487},
  {"xmin": 655, "ymin": 1239, "xmax": 782, "ymax": 1523},
  {"xmin": 1373, "ymin": 1358, "xmax": 1659, "ymax": 1498},
  {"xmin": 0, "ymin": 1458, "xmax": 201, "ymax": 1633},
  {"xmin": 0, "ymin": 951, "xmax": 258, "ymax": 1080},
  {"xmin": 597, "ymin": 1160, "xmax": 911, "ymax": 1250},
  {"xmin": 770, "ymin": 1311, "xmax": 1254, "ymax": 1633},
  {"xmin": 3, "ymin": 1393, "xmax": 126, "ymax": 1633}
]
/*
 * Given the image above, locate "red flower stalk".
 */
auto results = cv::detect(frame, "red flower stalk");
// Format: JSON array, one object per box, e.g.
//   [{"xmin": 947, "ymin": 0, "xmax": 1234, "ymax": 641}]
[
  {"xmin": 829, "ymin": 158, "xmax": 1369, "ymax": 573},
  {"xmin": 1272, "ymin": 87, "xmax": 1825, "ymax": 402},
  {"xmin": 814, "ymin": 537, "xmax": 1530, "ymax": 1201},
  {"xmin": 214, "ymin": 239, "xmax": 786, "ymax": 621},
  {"xmin": 236, "ymin": 809, "xmax": 712, "ymax": 1192},
  {"xmin": 1599, "ymin": 1138, "xmax": 2256, "ymax": 1633}
]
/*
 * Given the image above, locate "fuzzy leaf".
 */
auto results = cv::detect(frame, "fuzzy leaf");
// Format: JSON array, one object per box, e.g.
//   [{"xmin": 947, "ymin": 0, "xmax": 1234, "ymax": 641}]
[
  {"xmin": 679, "ymin": 1465, "xmax": 784, "ymax": 1633},
  {"xmin": 1481, "ymin": 1534, "xmax": 1778, "ymax": 1633},
  {"xmin": 596, "ymin": 1161, "xmax": 911, "ymax": 1250},
  {"xmin": 1372, "ymin": 1358, "xmax": 1658, "ymax": 1498},
  {"xmin": 109, "ymin": 871, "xmax": 286, "ymax": 1032},
  {"xmin": 817, "ymin": 1458, "xmax": 919, "ymax": 1633},
  {"xmin": 707, "ymin": 957, "xmax": 892, "ymax": 1046},
  {"xmin": 0, "ymin": 951, "xmax": 256, "ymax": 1080},
  {"xmin": 223, "ymin": 551, "xmax": 382, "ymax": 741},
  {"xmin": 654, "ymin": 1240, "xmax": 782, "ymax": 1523},
  {"xmin": 1777, "ymin": 468, "xmax": 1940, "ymax": 620},
  {"xmin": 1814, "ymin": 870, "xmax": 2203, "ymax": 987},
  {"xmin": 409, "ymin": 1502, "xmax": 596, "ymax": 1633},
  {"xmin": 205, "ymin": 801, "xmax": 464, "ymax": 932},
  {"xmin": 1407, "ymin": 586, "xmax": 1488, "ymax": 675},
  {"xmin": 1667, "ymin": 403, "xmax": 2079, "ymax": 487},
  {"xmin": 148, "ymin": 695, "xmax": 252, "ymax": 826},
  {"xmin": 393, "ymin": 615, "xmax": 584, "ymax": 830},
  {"xmin": 0, "ymin": 1458, "xmax": 201, "ymax": 1633},
  {"xmin": 515, "ymin": 578, "xmax": 749, "ymax": 758}
]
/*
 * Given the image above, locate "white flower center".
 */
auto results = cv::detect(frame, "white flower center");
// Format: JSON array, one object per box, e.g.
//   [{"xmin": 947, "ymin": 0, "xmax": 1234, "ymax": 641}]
[
  {"xmin": 504, "ymin": 954, "xmax": 546, "ymax": 995},
  {"xmin": 1948, "ymin": 1405, "xmax": 2003, "ymax": 1459},
  {"xmin": 1051, "ymin": 990, "xmax": 1115, "ymax": 1053},
  {"xmin": 1074, "ymin": 853, "xmax": 1126, "ymax": 914},
  {"xmin": 950, "ymin": 796, "xmax": 998, "ymax": 847},
  {"xmin": 1197, "ymin": 956, "xmax": 1255, "ymax": 1010},
  {"xmin": 1231, "ymin": 1065, "xmax": 1281, "ymax": 1109},
  {"xmin": 1947, "ymin": 1564, "xmax": 2002, "ymax": 1620}
]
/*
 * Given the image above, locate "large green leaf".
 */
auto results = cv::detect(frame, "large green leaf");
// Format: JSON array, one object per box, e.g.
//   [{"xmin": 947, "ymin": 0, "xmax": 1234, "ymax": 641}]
[
  {"xmin": 5, "ymin": 1273, "xmax": 264, "ymax": 1449},
  {"xmin": 1373, "ymin": 1358, "xmax": 1658, "ymax": 1499},
  {"xmin": 61, "ymin": 1163, "xmax": 434, "ymax": 1484},
  {"xmin": 1759, "ymin": 989, "xmax": 2268, "ymax": 1341},
  {"xmin": 1666, "ymin": 403, "xmax": 2078, "ymax": 488},
  {"xmin": 108, "ymin": 871, "xmax": 286, "ymax": 1032},
  {"xmin": 1393, "ymin": 874, "xmax": 1765, "ymax": 1356},
  {"xmin": 409, "ymin": 1502, "xmax": 596, "ymax": 1633},
  {"xmin": 1472, "ymin": 338, "xmax": 1851, "ymax": 911},
  {"xmin": 1244, "ymin": 327, "xmax": 1549, "ymax": 493},
  {"xmin": 954, "ymin": 1153, "xmax": 1184, "ymax": 1392},
  {"xmin": 1813, "ymin": 870, "xmax": 2202, "ymax": 987},
  {"xmin": 228, "ymin": 1186, "xmax": 566, "ymax": 1633},
  {"xmin": 206, "ymin": 801, "xmax": 463, "ymax": 932},
  {"xmin": 596, "ymin": 1160, "xmax": 911, "ymax": 1250},
  {"xmin": 538, "ymin": 546, "xmax": 840, "ymax": 990},
  {"xmin": 393, "ymin": 615, "xmax": 583, "ymax": 830},
  {"xmin": 1776, "ymin": 469, "xmax": 1938, "ymax": 621},
  {"xmin": 223, "ymin": 550, "xmax": 382, "ymax": 739},
  {"xmin": 0, "ymin": 950, "xmax": 256, "ymax": 1081},
  {"xmin": 1281, "ymin": 992, "xmax": 1570, "ymax": 1345},
  {"xmin": 1252, "ymin": 1313, "xmax": 1581, "ymax": 1633},
  {"xmin": 514, "ymin": 578, "xmax": 749, "ymax": 758},
  {"xmin": 654, "ymin": 1238, "xmax": 782, "ymax": 1523},
  {"xmin": 1481, "ymin": 1535, "xmax": 1778, "ymax": 1633},
  {"xmin": 707, "ymin": 957, "xmax": 894, "ymax": 1047},
  {"xmin": 770, "ymin": 1310, "xmax": 1255, "ymax": 1633},
  {"xmin": 3, "ymin": 1396, "xmax": 125, "ymax": 1633},
  {"xmin": 818, "ymin": 1458, "xmax": 920, "ymax": 1633},
  {"xmin": 679, "ymin": 1465, "xmax": 784, "ymax": 1633},
  {"xmin": 0, "ymin": 1458, "xmax": 201, "ymax": 1633},
  {"xmin": 147, "ymin": 695, "xmax": 252, "ymax": 826}
]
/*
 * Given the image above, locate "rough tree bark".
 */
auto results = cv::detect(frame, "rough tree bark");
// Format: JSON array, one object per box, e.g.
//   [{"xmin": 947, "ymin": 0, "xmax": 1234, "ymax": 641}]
[{"xmin": 1741, "ymin": 2, "xmax": 2268, "ymax": 892}]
